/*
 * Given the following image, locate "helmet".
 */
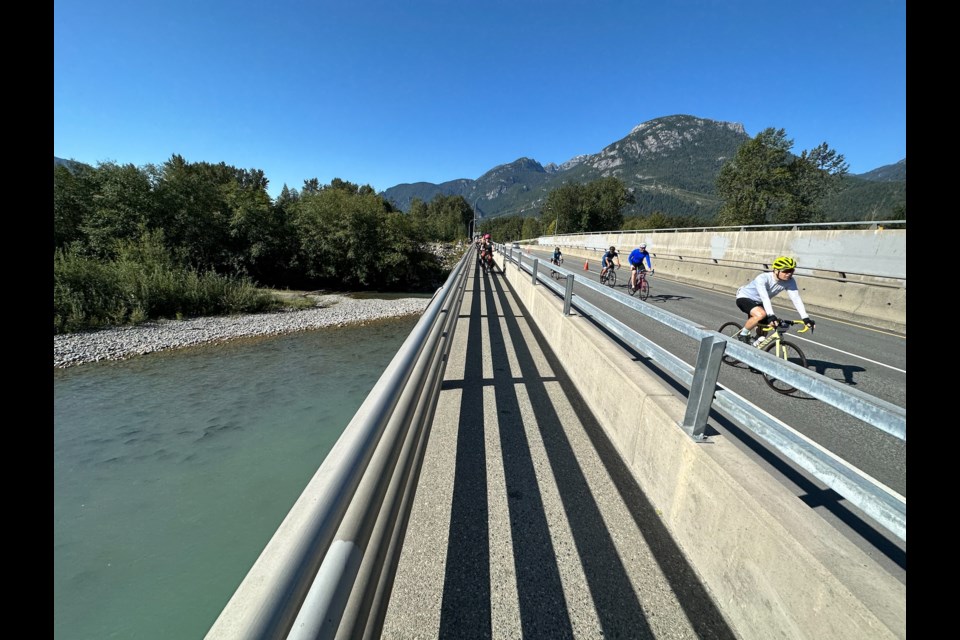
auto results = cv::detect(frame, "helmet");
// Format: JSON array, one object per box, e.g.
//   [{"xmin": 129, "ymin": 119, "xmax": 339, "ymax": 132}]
[
  {"xmin": 639, "ymin": 243, "xmax": 647, "ymax": 249},
  {"xmin": 609, "ymin": 246, "xmax": 616, "ymax": 252},
  {"xmin": 484, "ymin": 233, "xmax": 491, "ymax": 240},
  {"xmin": 772, "ymin": 256, "xmax": 797, "ymax": 270}
]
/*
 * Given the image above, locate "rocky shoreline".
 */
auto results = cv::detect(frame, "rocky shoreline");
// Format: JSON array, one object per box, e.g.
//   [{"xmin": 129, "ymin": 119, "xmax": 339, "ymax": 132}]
[{"xmin": 54, "ymin": 294, "xmax": 432, "ymax": 369}]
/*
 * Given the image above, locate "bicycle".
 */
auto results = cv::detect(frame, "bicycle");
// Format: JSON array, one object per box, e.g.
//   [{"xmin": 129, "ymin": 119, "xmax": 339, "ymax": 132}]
[
  {"xmin": 628, "ymin": 269, "xmax": 653, "ymax": 300},
  {"xmin": 550, "ymin": 256, "xmax": 564, "ymax": 279},
  {"xmin": 717, "ymin": 319, "xmax": 811, "ymax": 395},
  {"xmin": 599, "ymin": 264, "xmax": 618, "ymax": 287}
]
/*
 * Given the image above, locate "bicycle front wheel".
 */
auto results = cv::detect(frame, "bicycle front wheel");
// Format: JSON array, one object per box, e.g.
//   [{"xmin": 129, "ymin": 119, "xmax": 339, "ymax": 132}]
[
  {"xmin": 605, "ymin": 270, "xmax": 617, "ymax": 287},
  {"xmin": 718, "ymin": 322, "xmax": 745, "ymax": 366},
  {"xmin": 762, "ymin": 339, "xmax": 808, "ymax": 394},
  {"xmin": 639, "ymin": 278, "xmax": 649, "ymax": 301}
]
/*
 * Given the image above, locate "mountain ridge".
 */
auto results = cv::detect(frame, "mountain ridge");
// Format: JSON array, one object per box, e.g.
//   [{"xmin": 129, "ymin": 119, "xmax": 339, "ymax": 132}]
[{"xmin": 380, "ymin": 114, "xmax": 905, "ymax": 221}]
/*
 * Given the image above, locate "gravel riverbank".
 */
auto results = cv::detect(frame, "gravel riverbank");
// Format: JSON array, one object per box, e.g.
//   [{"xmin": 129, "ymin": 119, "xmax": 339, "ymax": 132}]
[{"xmin": 54, "ymin": 294, "xmax": 432, "ymax": 368}]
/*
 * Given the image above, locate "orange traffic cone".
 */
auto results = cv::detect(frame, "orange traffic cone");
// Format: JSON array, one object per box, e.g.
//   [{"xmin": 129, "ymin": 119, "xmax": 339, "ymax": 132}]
[{"xmin": 584, "ymin": 259, "xmax": 589, "ymax": 271}]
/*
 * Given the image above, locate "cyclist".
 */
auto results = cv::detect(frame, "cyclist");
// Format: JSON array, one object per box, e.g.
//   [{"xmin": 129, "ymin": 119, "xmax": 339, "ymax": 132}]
[
  {"xmin": 552, "ymin": 246, "xmax": 562, "ymax": 266},
  {"xmin": 479, "ymin": 233, "xmax": 495, "ymax": 272},
  {"xmin": 600, "ymin": 246, "xmax": 620, "ymax": 280},
  {"xmin": 734, "ymin": 256, "xmax": 815, "ymax": 343},
  {"xmin": 627, "ymin": 243, "xmax": 654, "ymax": 291}
]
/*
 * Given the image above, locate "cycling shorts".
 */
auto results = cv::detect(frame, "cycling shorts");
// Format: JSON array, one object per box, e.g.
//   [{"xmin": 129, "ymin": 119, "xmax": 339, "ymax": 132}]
[{"xmin": 736, "ymin": 297, "xmax": 764, "ymax": 315}]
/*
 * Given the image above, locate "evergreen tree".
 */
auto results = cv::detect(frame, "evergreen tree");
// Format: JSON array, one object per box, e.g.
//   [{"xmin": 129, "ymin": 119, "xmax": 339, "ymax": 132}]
[{"xmin": 715, "ymin": 128, "xmax": 848, "ymax": 226}]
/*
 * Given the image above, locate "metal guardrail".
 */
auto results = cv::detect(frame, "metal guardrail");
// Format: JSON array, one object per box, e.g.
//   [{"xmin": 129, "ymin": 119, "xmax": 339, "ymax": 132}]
[
  {"xmin": 206, "ymin": 246, "xmax": 474, "ymax": 640},
  {"xmin": 539, "ymin": 249, "xmax": 905, "ymax": 288},
  {"xmin": 499, "ymin": 243, "xmax": 906, "ymax": 543},
  {"xmin": 540, "ymin": 219, "xmax": 906, "ymax": 237}
]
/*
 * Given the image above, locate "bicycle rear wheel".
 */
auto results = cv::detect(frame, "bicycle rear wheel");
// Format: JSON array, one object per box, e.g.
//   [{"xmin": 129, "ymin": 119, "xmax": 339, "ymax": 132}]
[
  {"xmin": 762, "ymin": 339, "xmax": 808, "ymax": 394},
  {"xmin": 718, "ymin": 322, "xmax": 746, "ymax": 366}
]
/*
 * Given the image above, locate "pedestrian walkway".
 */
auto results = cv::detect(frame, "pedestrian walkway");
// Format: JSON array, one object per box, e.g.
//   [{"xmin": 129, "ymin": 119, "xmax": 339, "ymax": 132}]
[{"xmin": 381, "ymin": 263, "xmax": 735, "ymax": 639}]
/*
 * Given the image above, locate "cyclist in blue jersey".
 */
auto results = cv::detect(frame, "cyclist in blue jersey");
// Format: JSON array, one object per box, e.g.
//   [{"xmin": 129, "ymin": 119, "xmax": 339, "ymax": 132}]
[
  {"xmin": 552, "ymin": 246, "xmax": 562, "ymax": 266},
  {"xmin": 734, "ymin": 256, "xmax": 815, "ymax": 343},
  {"xmin": 628, "ymin": 243, "xmax": 654, "ymax": 291},
  {"xmin": 600, "ymin": 246, "xmax": 620, "ymax": 279}
]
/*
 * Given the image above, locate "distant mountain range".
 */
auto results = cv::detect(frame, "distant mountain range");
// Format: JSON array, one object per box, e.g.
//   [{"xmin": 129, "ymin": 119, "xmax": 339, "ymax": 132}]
[
  {"xmin": 379, "ymin": 114, "xmax": 906, "ymax": 222},
  {"xmin": 55, "ymin": 115, "xmax": 906, "ymax": 222}
]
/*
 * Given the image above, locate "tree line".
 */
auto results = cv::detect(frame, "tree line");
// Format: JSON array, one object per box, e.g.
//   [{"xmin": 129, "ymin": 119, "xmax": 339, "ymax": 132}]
[
  {"xmin": 54, "ymin": 155, "xmax": 474, "ymax": 332},
  {"xmin": 55, "ymin": 128, "xmax": 889, "ymax": 331}
]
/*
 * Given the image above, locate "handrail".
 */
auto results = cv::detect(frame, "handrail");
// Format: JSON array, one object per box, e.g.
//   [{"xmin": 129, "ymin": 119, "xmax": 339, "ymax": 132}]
[
  {"xmin": 498, "ymin": 243, "xmax": 905, "ymax": 542},
  {"xmin": 542, "ymin": 220, "xmax": 906, "ymax": 237},
  {"xmin": 538, "ymin": 248, "xmax": 905, "ymax": 288},
  {"xmin": 207, "ymin": 246, "xmax": 474, "ymax": 639}
]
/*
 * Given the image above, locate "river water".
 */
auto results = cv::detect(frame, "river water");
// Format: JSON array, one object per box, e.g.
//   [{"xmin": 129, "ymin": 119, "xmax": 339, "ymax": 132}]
[{"xmin": 53, "ymin": 315, "xmax": 421, "ymax": 639}]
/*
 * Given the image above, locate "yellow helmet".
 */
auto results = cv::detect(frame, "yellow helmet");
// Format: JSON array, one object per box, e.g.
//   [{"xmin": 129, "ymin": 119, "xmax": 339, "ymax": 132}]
[{"xmin": 772, "ymin": 256, "xmax": 797, "ymax": 270}]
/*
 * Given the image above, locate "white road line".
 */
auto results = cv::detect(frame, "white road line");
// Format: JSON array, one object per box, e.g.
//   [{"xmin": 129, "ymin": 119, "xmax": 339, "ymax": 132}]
[{"xmin": 791, "ymin": 335, "xmax": 906, "ymax": 373}]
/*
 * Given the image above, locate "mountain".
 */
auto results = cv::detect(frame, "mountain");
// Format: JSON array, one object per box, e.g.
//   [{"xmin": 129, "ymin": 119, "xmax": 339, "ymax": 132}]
[
  {"xmin": 380, "ymin": 115, "xmax": 906, "ymax": 222},
  {"xmin": 855, "ymin": 159, "xmax": 906, "ymax": 182},
  {"xmin": 822, "ymin": 160, "xmax": 907, "ymax": 221},
  {"xmin": 54, "ymin": 156, "xmax": 90, "ymax": 173}
]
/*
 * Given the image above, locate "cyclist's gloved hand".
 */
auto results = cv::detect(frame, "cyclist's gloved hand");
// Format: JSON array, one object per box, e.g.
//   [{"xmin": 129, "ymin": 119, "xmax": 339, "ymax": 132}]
[
  {"xmin": 765, "ymin": 315, "xmax": 779, "ymax": 328},
  {"xmin": 802, "ymin": 317, "xmax": 815, "ymax": 329}
]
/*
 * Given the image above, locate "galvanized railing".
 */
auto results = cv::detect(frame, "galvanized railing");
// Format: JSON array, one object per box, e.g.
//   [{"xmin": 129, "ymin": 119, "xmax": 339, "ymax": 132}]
[
  {"xmin": 206, "ymin": 246, "xmax": 474, "ymax": 640},
  {"xmin": 498, "ymin": 243, "xmax": 906, "ymax": 543},
  {"xmin": 543, "ymin": 219, "xmax": 906, "ymax": 237}
]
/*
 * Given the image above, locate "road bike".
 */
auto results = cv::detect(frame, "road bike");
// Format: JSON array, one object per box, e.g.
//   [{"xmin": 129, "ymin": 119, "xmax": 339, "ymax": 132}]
[
  {"xmin": 717, "ymin": 319, "xmax": 811, "ymax": 395},
  {"xmin": 627, "ymin": 268, "xmax": 653, "ymax": 300},
  {"xmin": 550, "ymin": 256, "xmax": 564, "ymax": 279},
  {"xmin": 599, "ymin": 264, "xmax": 618, "ymax": 287}
]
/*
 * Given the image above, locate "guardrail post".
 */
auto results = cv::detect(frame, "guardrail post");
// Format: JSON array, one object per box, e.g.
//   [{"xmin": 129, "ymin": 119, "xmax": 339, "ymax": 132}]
[
  {"xmin": 531, "ymin": 258, "xmax": 539, "ymax": 284},
  {"xmin": 680, "ymin": 334, "xmax": 726, "ymax": 440},
  {"xmin": 563, "ymin": 275, "xmax": 574, "ymax": 315}
]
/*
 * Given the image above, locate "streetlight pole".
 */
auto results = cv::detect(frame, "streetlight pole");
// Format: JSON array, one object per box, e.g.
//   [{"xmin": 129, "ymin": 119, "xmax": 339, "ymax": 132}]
[{"xmin": 473, "ymin": 198, "xmax": 480, "ymax": 239}]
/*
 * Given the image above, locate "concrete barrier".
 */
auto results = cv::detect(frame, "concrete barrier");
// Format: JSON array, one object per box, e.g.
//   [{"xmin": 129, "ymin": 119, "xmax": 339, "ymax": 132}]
[{"xmin": 493, "ymin": 251, "xmax": 906, "ymax": 639}]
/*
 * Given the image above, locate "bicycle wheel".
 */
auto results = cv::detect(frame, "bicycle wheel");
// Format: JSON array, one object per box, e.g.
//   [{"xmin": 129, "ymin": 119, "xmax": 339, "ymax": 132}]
[
  {"xmin": 628, "ymin": 276, "xmax": 639, "ymax": 296},
  {"xmin": 638, "ymin": 277, "xmax": 649, "ymax": 301},
  {"xmin": 762, "ymin": 339, "xmax": 808, "ymax": 395},
  {"xmin": 604, "ymin": 269, "xmax": 617, "ymax": 287},
  {"xmin": 718, "ymin": 322, "xmax": 746, "ymax": 366}
]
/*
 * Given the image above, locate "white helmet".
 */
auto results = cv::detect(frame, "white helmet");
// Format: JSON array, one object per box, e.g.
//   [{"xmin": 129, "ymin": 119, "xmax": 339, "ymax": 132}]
[{"xmin": 639, "ymin": 243, "xmax": 647, "ymax": 249}]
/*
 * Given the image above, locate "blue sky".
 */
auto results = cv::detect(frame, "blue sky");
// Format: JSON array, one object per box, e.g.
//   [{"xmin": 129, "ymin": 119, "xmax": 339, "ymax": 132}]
[{"xmin": 54, "ymin": 0, "xmax": 906, "ymax": 199}]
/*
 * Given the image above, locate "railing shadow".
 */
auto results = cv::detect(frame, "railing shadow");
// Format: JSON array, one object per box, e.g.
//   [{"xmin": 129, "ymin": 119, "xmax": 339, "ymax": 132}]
[
  {"xmin": 806, "ymin": 359, "xmax": 867, "ymax": 386},
  {"xmin": 443, "ymin": 267, "xmax": 736, "ymax": 638},
  {"xmin": 437, "ymin": 262, "xmax": 493, "ymax": 637}
]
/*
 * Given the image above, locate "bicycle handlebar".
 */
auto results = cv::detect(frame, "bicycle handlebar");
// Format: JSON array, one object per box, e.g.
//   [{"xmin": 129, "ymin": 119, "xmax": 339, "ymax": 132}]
[{"xmin": 760, "ymin": 319, "xmax": 812, "ymax": 334}]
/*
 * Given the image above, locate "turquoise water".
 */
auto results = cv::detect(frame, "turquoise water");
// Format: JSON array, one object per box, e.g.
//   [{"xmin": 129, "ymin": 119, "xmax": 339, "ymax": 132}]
[{"xmin": 53, "ymin": 316, "xmax": 421, "ymax": 640}]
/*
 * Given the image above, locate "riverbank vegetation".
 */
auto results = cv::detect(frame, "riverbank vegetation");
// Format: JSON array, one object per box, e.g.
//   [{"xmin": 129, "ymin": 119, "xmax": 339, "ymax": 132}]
[{"xmin": 54, "ymin": 157, "xmax": 472, "ymax": 333}]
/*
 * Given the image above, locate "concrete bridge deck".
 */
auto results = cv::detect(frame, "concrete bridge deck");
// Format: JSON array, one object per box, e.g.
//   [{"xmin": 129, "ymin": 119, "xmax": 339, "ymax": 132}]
[{"xmin": 382, "ymin": 263, "xmax": 735, "ymax": 639}]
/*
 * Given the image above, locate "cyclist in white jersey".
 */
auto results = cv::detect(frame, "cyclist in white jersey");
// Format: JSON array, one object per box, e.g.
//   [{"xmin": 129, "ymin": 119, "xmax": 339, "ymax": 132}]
[{"xmin": 734, "ymin": 256, "xmax": 815, "ymax": 343}]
